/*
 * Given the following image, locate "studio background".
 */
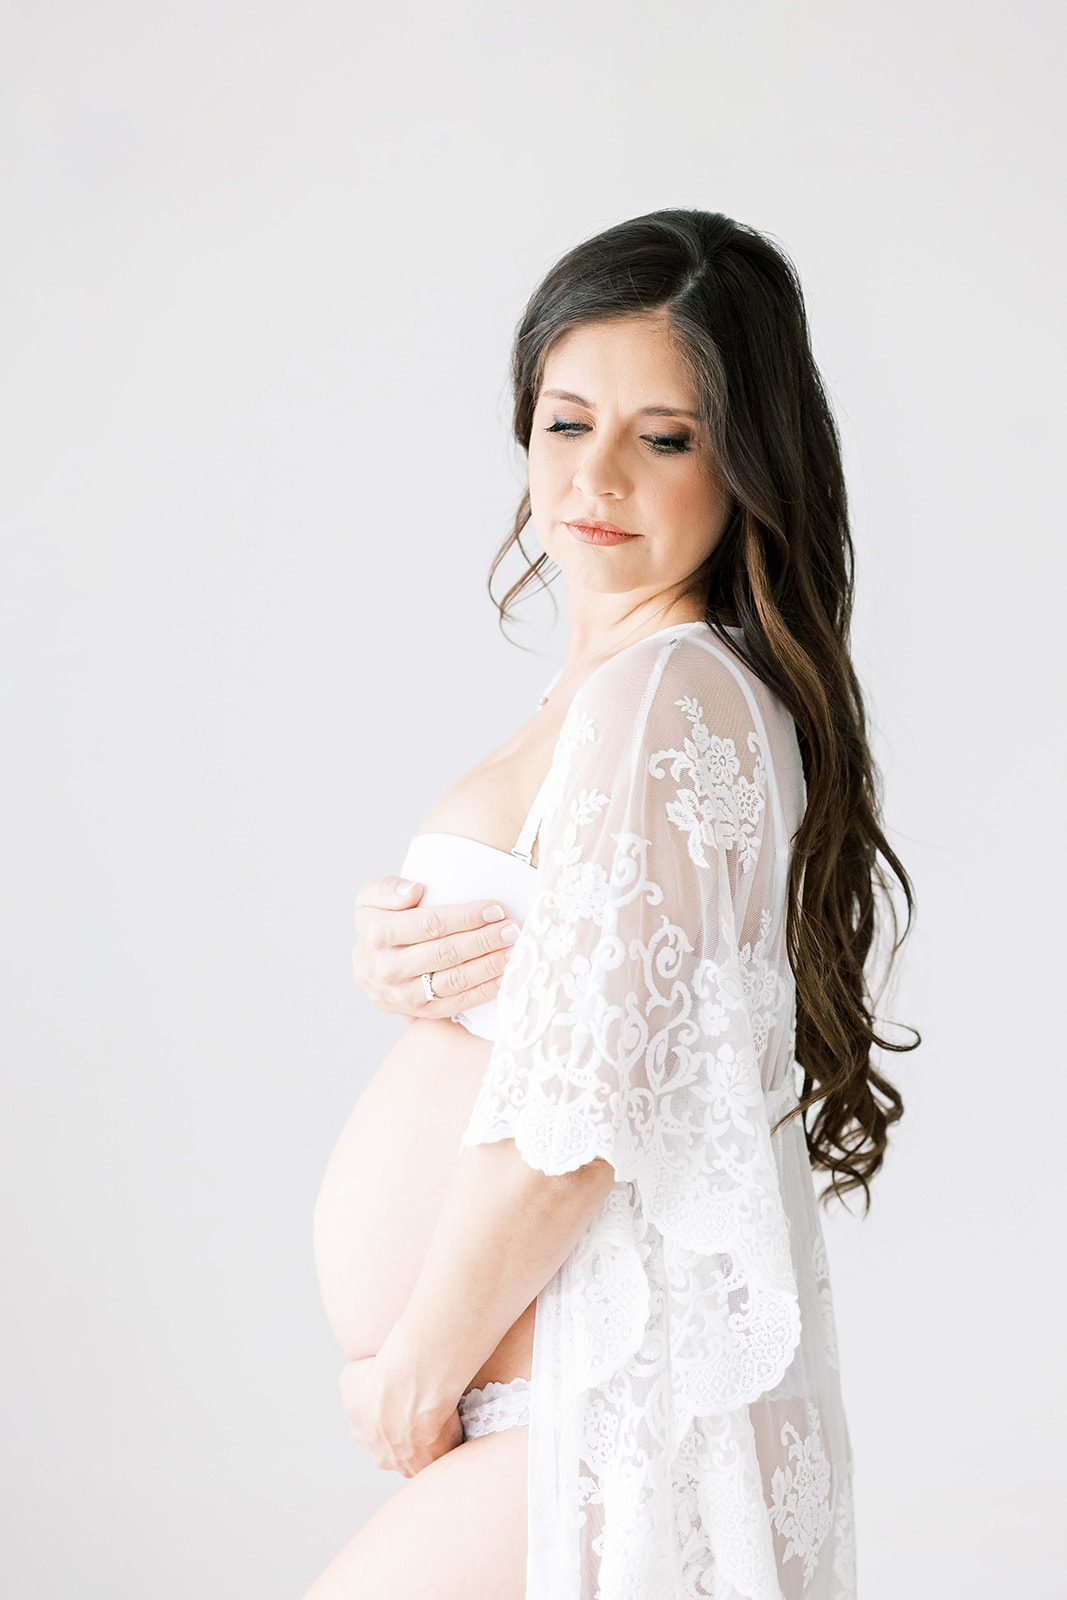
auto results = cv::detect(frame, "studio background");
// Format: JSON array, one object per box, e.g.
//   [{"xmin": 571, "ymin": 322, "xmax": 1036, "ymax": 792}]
[{"xmin": 2, "ymin": 3, "xmax": 1064, "ymax": 1597}]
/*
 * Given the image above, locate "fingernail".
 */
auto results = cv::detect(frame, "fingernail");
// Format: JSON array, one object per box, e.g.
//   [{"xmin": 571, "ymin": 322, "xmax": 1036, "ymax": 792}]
[
  {"xmin": 500, "ymin": 922, "xmax": 520, "ymax": 944},
  {"xmin": 482, "ymin": 903, "xmax": 505, "ymax": 922},
  {"xmin": 397, "ymin": 879, "xmax": 419, "ymax": 895}
]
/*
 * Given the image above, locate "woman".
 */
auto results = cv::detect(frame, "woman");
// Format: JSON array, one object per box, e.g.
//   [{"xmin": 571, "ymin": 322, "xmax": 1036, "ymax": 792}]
[{"xmin": 306, "ymin": 209, "xmax": 915, "ymax": 1600}]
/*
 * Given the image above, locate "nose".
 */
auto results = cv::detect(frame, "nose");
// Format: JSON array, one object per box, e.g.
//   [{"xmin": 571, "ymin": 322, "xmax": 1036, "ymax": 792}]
[{"xmin": 571, "ymin": 428, "xmax": 631, "ymax": 502}]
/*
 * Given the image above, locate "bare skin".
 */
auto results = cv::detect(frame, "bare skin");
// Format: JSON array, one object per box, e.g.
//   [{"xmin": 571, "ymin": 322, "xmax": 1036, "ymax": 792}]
[
  {"xmin": 302, "ymin": 1427, "xmax": 528, "ymax": 1600},
  {"xmin": 313, "ymin": 685, "xmax": 582, "ymax": 1388},
  {"xmin": 305, "ymin": 311, "xmax": 732, "ymax": 1598}
]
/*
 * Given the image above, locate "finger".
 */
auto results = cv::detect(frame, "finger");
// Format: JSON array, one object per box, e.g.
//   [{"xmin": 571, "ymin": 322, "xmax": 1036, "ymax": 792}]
[
  {"xmin": 393, "ymin": 917, "xmax": 521, "ymax": 992},
  {"xmin": 354, "ymin": 875, "xmax": 426, "ymax": 917},
  {"xmin": 378, "ymin": 896, "xmax": 512, "ymax": 953},
  {"xmin": 360, "ymin": 913, "xmax": 519, "ymax": 1017},
  {"xmin": 418, "ymin": 1412, "xmax": 464, "ymax": 1470},
  {"xmin": 405, "ymin": 941, "xmax": 517, "ymax": 1011},
  {"xmin": 399, "ymin": 930, "xmax": 521, "ymax": 1017},
  {"xmin": 403, "ymin": 953, "xmax": 515, "ymax": 1017},
  {"xmin": 441, "ymin": 970, "xmax": 510, "ymax": 1012},
  {"xmin": 398, "ymin": 1426, "xmax": 461, "ymax": 1477}
]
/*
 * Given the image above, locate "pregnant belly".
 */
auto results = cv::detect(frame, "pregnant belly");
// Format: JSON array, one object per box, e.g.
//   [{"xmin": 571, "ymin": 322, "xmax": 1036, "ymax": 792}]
[{"xmin": 312, "ymin": 1018, "xmax": 535, "ymax": 1382}]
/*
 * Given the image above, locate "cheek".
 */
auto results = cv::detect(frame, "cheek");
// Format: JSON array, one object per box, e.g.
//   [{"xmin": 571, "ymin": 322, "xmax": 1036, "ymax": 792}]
[
  {"xmin": 529, "ymin": 434, "xmax": 555, "ymax": 473},
  {"xmin": 684, "ymin": 459, "xmax": 724, "ymax": 515},
  {"xmin": 653, "ymin": 461, "xmax": 727, "ymax": 540},
  {"xmin": 527, "ymin": 441, "xmax": 569, "ymax": 519}
]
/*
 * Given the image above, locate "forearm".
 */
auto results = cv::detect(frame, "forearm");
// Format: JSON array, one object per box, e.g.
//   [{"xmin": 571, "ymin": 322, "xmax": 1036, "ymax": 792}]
[{"xmin": 376, "ymin": 1138, "xmax": 616, "ymax": 1410}]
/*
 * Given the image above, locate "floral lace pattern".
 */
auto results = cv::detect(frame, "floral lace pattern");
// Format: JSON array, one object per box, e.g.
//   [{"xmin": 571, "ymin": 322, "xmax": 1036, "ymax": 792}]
[
  {"xmin": 461, "ymin": 626, "xmax": 855, "ymax": 1599},
  {"xmin": 649, "ymin": 696, "xmax": 767, "ymax": 872},
  {"xmin": 769, "ymin": 1403, "xmax": 833, "ymax": 1585}
]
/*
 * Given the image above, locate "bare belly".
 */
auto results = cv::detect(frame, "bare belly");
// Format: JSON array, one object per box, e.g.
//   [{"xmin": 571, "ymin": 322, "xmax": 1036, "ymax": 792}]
[{"xmin": 311, "ymin": 1017, "xmax": 535, "ymax": 1389}]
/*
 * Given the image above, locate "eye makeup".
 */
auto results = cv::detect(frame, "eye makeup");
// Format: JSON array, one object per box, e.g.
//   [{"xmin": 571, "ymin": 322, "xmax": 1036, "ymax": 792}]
[{"xmin": 543, "ymin": 417, "xmax": 693, "ymax": 455}]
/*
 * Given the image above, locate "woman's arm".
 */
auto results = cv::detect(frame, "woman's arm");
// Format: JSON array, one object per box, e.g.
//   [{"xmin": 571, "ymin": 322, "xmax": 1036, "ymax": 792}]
[{"xmin": 340, "ymin": 1139, "xmax": 616, "ymax": 1476}]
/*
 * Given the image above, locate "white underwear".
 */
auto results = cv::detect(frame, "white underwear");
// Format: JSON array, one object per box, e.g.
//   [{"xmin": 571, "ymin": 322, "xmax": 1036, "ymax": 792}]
[{"xmin": 457, "ymin": 1376, "xmax": 530, "ymax": 1439}]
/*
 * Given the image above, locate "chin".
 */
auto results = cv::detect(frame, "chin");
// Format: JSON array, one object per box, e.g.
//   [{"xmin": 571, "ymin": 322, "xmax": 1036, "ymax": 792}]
[
  {"xmin": 548, "ymin": 535, "xmax": 643, "ymax": 571},
  {"xmin": 555, "ymin": 561, "xmax": 647, "ymax": 597}
]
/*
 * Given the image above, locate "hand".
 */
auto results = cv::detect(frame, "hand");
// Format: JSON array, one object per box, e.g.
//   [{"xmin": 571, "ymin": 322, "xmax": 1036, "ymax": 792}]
[
  {"xmin": 339, "ymin": 1354, "xmax": 464, "ymax": 1477},
  {"xmin": 352, "ymin": 876, "xmax": 520, "ymax": 1020}
]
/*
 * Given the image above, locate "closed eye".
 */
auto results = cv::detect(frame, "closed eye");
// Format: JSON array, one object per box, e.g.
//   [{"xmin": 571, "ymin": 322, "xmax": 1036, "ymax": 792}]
[
  {"xmin": 543, "ymin": 419, "xmax": 693, "ymax": 456},
  {"xmin": 644, "ymin": 433, "xmax": 692, "ymax": 455}
]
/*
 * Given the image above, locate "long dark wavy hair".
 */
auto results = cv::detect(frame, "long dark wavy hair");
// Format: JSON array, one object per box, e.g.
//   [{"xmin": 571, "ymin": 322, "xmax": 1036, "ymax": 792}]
[{"xmin": 488, "ymin": 208, "xmax": 918, "ymax": 1209}]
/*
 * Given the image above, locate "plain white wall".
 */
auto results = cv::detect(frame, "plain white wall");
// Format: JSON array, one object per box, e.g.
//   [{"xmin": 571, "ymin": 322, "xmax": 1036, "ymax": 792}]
[{"xmin": 2, "ymin": 3, "xmax": 1064, "ymax": 1596}]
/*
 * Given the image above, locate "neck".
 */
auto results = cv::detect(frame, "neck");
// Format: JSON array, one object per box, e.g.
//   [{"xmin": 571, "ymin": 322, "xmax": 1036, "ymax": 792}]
[{"xmin": 561, "ymin": 601, "xmax": 704, "ymax": 678}]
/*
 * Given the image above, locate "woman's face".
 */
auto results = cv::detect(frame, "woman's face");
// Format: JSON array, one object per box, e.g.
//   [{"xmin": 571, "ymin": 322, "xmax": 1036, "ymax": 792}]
[{"xmin": 527, "ymin": 313, "xmax": 731, "ymax": 607}]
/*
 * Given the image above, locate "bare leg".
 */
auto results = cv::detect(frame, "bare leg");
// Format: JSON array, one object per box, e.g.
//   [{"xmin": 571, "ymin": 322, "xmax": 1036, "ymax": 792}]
[{"xmin": 301, "ymin": 1425, "xmax": 528, "ymax": 1600}]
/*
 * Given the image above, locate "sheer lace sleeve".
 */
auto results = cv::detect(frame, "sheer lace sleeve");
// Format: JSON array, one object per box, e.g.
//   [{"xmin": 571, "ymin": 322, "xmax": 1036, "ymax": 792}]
[
  {"xmin": 462, "ymin": 628, "xmax": 801, "ymax": 1407},
  {"xmin": 460, "ymin": 628, "xmax": 854, "ymax": 1600}
]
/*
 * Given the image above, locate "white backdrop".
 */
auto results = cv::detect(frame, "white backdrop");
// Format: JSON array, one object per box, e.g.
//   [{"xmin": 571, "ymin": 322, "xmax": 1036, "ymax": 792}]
[{"xmin": 2, "ymin": 3, "xmax": 1065, "ymax": 1597}]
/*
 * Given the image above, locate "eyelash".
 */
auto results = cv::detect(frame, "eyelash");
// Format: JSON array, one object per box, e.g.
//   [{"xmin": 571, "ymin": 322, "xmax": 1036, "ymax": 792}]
[{"xmin": 543, "ymin": 419, "xmax": 693, "ymax": 455}]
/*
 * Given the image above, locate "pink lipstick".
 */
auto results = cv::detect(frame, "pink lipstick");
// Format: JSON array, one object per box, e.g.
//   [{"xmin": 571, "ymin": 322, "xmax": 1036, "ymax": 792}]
[{"xmin": 565, "ymin": 520, "xmax": 638, "ymax": 546}]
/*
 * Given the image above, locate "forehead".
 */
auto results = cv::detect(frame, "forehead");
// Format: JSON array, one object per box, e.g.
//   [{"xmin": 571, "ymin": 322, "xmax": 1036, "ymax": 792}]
[{"xmin": 539, "ymin": 315, "xmax": 696, "ymax": 408}]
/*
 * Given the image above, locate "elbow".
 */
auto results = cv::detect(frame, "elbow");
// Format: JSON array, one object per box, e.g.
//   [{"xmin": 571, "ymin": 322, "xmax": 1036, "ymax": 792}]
[
  {"xmin": 583, "ymin": 1155, "xmax": 617, "ymax": 1192},
  {"xmin": 479, "ymin": 1137, "xmax": 618, "ymax": 1205},
  {"xmin": 543, "ymin": 1153, "xmax": 617, "ymax": 1202}
]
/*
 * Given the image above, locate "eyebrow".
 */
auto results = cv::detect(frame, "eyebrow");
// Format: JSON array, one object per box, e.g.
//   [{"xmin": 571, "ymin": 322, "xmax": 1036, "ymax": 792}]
[{"xmin": 541, "ymin": 388, "xmax": 701, "ymax": 421}]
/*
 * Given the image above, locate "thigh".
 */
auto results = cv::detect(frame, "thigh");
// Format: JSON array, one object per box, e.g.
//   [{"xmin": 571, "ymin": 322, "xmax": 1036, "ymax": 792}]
[{"xmin": 302, "ymin": 1425, "xmax": 528, "ymax": 1600}]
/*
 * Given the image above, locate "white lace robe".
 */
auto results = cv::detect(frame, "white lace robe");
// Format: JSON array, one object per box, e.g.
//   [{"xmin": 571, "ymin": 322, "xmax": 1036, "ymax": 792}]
[{"xmin": 461, "ymin": 622, "xmax": 855, "ymax": 1600}]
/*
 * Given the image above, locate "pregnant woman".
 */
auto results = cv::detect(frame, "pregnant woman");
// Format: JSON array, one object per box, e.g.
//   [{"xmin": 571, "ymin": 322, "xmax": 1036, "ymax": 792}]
[{"xmin": 305, "ymin": 209, "xmax": 916, "ymax": 1600}]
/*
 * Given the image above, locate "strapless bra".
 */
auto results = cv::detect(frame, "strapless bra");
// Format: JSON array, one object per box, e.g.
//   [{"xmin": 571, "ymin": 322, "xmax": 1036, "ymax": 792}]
[{"xmin": 398, "ymin": 668, "xmax": 564, "ymax": 1041}]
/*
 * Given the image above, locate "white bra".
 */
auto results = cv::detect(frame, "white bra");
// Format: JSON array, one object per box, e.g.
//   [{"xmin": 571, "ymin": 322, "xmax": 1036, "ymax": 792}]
[{"xmin": 397, "ymin": 668, "xmax": 564, "ymax": 1041}]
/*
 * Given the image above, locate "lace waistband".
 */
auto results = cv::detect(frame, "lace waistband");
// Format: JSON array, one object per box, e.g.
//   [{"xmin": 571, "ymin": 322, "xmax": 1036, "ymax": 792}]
[{"xmin": 458, "ymin": 1376, "xmax": 531, "ymax": 1439}]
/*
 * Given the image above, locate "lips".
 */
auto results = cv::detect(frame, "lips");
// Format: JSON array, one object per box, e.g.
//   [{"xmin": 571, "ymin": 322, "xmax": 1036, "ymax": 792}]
[{"xmin": 566, "ymin": 520, "xmax": 638, "ymax": 546}]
